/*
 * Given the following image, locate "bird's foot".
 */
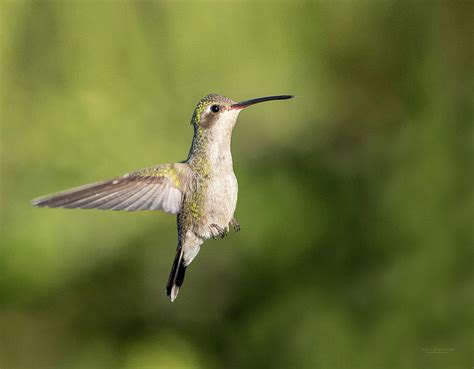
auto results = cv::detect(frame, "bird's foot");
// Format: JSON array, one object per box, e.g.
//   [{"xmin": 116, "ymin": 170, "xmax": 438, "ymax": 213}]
[
  {"xmin": 210, "ymin": 224, "xmax": 227, "ymax": 239},
  {"xmin": 230, "ymin": 218, "xmax": 241, "ymax": 232}
]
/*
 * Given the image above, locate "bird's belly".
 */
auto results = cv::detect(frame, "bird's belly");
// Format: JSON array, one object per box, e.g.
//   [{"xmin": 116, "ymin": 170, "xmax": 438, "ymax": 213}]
[{"xmin": 199, "ymin": 173, "xmax": 238, "ymax": 238}]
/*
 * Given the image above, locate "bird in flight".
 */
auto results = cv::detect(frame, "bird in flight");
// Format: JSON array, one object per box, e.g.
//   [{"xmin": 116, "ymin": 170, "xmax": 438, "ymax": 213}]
[{"xmin": 32, "ymin": 93, "xmax": 294, "ymax": 301}]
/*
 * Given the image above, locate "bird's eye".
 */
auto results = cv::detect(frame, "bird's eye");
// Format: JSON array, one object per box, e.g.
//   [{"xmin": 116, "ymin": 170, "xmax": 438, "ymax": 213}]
[{"xmin": 210, "ymin": 105, "xmax": 220, "ymax": 113}]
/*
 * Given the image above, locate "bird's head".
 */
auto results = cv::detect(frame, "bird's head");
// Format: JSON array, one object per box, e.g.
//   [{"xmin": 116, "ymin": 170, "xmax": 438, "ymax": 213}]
[{"xmin": 191, "ymin": 93, "xmax": 294, "ymax": 132}]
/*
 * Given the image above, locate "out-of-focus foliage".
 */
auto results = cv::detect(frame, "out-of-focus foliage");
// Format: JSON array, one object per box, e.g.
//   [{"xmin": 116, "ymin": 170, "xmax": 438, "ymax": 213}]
[{"xmin": 1, "ymin": 1, "xmax": 472, "ymax": 368}]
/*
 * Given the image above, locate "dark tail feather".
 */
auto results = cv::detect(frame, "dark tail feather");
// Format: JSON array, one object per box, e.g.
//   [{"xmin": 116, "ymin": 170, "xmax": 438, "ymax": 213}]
[{"xmin": 166, "ymin": 247, "xmax": 187, "ymax": 302}]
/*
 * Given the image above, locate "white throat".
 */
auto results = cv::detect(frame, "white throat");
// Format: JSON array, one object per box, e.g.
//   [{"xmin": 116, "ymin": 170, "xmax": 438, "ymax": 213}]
[{"xmin": 207, "ymin": 110, "xmax": 239, "ymax": 174}]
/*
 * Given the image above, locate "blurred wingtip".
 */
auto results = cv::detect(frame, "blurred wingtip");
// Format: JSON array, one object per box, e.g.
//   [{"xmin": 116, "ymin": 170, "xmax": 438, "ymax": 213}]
[{"xmin": 31, "ymin": 196, "xmax": 48, "ymax": 208}]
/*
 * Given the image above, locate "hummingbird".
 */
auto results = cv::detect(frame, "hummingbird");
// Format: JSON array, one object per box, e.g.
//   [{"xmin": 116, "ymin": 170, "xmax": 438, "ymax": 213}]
[{"xmin": 32, "ymin": 93, "xmax": 294, "ymax": 301}]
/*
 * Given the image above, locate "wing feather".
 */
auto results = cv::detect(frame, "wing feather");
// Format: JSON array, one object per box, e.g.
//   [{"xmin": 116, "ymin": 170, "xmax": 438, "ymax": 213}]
[
  {"xmin": 32, "ymin": 164, "xmax": 189, "ymax": 214},
  {"xmin": 122, "ymin": 183, "xmax": 158, "ymax": 211},
  {"xmin": 137, "ymin": 184, "xmax": 162, "ymax": 210}
]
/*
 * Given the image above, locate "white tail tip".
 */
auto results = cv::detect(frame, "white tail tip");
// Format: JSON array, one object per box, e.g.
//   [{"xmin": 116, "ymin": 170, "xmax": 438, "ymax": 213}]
[{"xmin": 170, "ymin": 285, "xmax": 180, "ymax": 302}]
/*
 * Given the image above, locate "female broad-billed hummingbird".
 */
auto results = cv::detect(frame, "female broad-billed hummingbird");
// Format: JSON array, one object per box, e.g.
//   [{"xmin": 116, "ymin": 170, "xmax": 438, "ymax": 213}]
[{"xmin": 32, "ymin": 93, "xmax": 294, "ymax": 301}]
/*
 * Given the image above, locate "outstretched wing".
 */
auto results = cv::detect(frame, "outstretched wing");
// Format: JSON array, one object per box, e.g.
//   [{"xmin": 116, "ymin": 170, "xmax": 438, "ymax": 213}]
[{"xmin": 31, "ymin": 163, "xmax": 190, "ymax": 214}]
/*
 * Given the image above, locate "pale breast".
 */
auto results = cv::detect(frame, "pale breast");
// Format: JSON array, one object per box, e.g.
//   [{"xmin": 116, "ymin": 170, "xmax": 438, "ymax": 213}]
[
  {"xmin": 193, "ymin": 172, "xmax": 237, "ymax": 239},
  {"xmin": 206, "ymin": 172, "xmax": 238, "ymax": 224}
]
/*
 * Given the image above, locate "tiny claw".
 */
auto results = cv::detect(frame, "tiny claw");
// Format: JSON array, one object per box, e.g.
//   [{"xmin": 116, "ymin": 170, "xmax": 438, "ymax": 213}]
[
  {"xmin": 230, "ymin": 218, "xmax": 241, "ymax": 232},
  {"xmin": 210, "ymin": 223, "xmax": 227, "ymax": 239}
]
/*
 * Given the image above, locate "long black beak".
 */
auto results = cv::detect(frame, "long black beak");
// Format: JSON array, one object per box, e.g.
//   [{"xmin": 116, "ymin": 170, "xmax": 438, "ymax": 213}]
[{"xmin": 231, "ymin": 95, "xmax": 294, "ymax": 110}]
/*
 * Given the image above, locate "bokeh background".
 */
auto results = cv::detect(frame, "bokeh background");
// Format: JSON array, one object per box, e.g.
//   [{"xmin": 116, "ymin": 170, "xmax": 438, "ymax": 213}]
[{"xmin": 1, "ymin": 1, "xmax": 472, "ymax": 368}]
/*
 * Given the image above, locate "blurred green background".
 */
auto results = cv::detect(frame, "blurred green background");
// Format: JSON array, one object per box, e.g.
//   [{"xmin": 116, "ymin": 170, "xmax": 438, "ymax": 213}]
[{"xmin": 1, "ymin": 1, "xmax": 472, "ymax": 368}]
